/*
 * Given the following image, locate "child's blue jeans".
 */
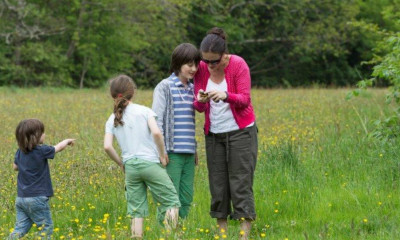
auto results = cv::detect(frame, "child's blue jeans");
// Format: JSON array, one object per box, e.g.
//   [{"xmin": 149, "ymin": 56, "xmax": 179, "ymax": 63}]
[{"xmin": 9, "ymin": 196, "xmax": 53, "ymax": 239}]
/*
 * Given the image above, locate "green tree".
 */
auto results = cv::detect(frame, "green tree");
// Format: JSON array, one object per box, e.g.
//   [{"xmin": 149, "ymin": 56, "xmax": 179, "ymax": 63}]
[
  {"xmin": 0, "ymin": 0, "xmax": 70, "ymax": 86},
  {"xmin": 0, "ymin": 0, "xmax": 191, "ymax": 88},
  {"xmin": 349, "ymin": 0, "xmax": 400, "ymax": 139},
  {"xmin": 0, "ymin": 0, "xmax": 396, "ymax": 88},
  {"xmin": 188, "ymin": 0, "xmax": 363, "ymax": 87}
]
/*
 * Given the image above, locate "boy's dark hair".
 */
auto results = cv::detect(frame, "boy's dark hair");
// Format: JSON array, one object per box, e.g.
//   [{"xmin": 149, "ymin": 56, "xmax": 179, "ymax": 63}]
[
  {"xmin": 169, "ymin": 43, "xmax": 201, "ymax": 76},
  {"xmin": 200, "ymin": 27, "xmax": 228, "ymax": 54},
  {"xmin": 109, "ymin": 74, "xmax": 137, "ymax": 127},
  {"xmin": 16, "ymin": 119, "xmax": 45, "ymax": 153}
]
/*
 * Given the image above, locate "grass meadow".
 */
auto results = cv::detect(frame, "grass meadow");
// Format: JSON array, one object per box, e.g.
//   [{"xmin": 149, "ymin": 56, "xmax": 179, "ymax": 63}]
[{"xmin": 0, "ymin": 87, "xmax": 399, "ymax": 239}]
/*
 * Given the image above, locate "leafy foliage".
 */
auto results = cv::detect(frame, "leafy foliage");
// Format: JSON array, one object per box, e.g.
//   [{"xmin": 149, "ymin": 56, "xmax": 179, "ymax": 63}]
[
  {"xmin": 188, "ymin": 0, "xmax": 364, "ymax": 87},
  {"xmin": 0, "ymin": 0, "xmax": 398, "ymax": 88},
  {"xmin": 0, "ymin": 0, "xmax": 189, "ymax": 88},
  {"xmin": 348, "ymin": 0, "xmax": 400, "ymax": 140}
]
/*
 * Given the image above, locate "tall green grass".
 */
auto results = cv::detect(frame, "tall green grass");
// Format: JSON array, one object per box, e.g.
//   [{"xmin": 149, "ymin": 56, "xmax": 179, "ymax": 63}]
[{"xmin": 0, "ymin": 88, "xmax": 399, "ymax": 239}]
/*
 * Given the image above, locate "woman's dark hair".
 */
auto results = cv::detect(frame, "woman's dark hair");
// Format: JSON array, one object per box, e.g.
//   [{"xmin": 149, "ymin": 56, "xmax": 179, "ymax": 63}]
[
  {"xmin": 200, "ymin": 27, "xmax": 228, "ymax": 54},
  {"xmin": 16, "ymin": 119, "xmax": 45, "ymax": 153},
  {"xmin": 109, "ymin": 74, "xmax": 136, "ymax": 127},
  {"xmin": 169, "ymin": 43, "xmax": 201, "ymax": 76}
]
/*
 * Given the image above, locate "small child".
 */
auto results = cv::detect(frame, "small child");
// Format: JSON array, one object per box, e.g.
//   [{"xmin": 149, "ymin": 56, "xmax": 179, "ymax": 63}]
[
  {"xmin": 9, "ymin": 119, "xmax": 75, "ymax": 239},
  {"xmin": 152, "ymin": 43, "xmax": 200, "ymax": 219},
  {"xmin": 104, "ymin": 75, "xmax": 180, "ymax": 239}
]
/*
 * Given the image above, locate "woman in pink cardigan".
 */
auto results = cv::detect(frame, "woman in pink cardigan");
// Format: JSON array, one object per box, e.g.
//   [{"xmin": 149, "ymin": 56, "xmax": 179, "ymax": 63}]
[{"xmin": 194, "ymin": 27, "xmax": 258, "ymax": 240}]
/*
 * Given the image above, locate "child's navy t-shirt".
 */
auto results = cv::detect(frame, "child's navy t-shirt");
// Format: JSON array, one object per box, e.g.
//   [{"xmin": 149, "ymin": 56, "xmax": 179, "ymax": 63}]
[{"xmin": 14, "ymin": 145, "xmax": 55, "ymax": 197}]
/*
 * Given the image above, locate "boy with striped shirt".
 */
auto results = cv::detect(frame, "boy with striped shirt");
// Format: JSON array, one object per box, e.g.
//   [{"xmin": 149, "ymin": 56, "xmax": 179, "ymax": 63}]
[{"xmin": 152, "ymin": 43, "xmax": 201, "ymax": 219}]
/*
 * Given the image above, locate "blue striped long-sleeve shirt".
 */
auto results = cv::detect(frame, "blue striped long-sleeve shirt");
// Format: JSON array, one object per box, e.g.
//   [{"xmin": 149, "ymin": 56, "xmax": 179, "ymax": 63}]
[{"xmin": 170, "ymin": 74, "xmax": 196, "ymax": 154}]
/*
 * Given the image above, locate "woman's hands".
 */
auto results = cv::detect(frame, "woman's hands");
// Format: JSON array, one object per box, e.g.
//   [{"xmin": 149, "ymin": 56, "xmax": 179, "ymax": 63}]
[
  {"xmin": 197, "ymin": 89, "xmax": 227, "ymax": 103},
  {"xmin": 197, "ymin": 89, "xmax": 209, "ymax": 103},
  {"xmin": 208, "ymin": 90, "xmax": 227, "ymax": 102}
]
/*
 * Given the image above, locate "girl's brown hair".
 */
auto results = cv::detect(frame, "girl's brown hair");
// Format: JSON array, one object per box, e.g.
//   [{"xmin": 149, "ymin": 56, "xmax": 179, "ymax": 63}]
[
  {"xmin": 109, "ymin": 74, "xmax": 136, "ymax": 127},
  {"xmin": 15, "ymin": 119, "xmax": 45, "ymax": 153}
]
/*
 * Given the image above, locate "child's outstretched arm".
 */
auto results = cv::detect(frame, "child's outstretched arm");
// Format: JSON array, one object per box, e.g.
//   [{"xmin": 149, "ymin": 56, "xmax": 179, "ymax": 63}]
[
  {"xmin": 148, "ymin": 116, "xmax": 167, "ymax": 166},
  {"xmin": 13, "ymin": 163, "xmax": 18, "ymax": 171},
  {"xmin": 54, "ymin": 139, "xmax": 75, "ymax": 153},
  {"xmin": 104, "ymin": 133, "xmax": 124, "ymax": 171}
]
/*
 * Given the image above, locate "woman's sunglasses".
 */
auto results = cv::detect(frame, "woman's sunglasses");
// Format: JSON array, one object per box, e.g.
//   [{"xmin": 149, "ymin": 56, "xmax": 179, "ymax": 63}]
[{"xmin": 202, "ymin": 56, "xmax": 222, "ymax": 65}]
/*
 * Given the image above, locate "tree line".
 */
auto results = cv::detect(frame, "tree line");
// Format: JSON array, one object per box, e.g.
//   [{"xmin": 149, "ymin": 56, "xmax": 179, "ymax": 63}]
[{"xmin": 0, "ymin": 0, "xmax": 398, "ymax": 88}]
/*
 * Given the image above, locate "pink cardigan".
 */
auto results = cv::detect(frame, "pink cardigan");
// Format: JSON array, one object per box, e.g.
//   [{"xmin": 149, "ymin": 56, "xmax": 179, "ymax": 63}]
[{"xmin": 194, "ymin": 55, "xmax": 256, "ymax": 135}]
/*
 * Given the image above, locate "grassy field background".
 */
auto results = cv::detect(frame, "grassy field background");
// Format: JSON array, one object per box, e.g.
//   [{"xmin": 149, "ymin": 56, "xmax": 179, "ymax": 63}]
[{"xmin": 0, "ymin": 88, "xmax": 399, "ymax": 239}]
